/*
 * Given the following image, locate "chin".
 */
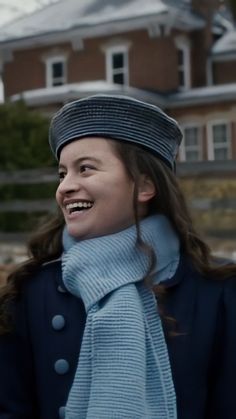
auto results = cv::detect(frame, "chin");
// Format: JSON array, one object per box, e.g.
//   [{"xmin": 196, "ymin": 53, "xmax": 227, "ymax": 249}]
[
  {"xmin": 66, "ymin": 227, "xmax": 93, "ymax": 241},
  {"xmin": 66, "ymin": 226, "xmax": 82, "ymax": 239}
]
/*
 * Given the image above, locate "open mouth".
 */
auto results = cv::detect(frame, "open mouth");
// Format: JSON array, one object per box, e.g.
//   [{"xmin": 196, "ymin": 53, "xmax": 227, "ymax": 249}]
[{"xmin": 65, "ymin": 201, "xmax": 94, "ymax": 214}]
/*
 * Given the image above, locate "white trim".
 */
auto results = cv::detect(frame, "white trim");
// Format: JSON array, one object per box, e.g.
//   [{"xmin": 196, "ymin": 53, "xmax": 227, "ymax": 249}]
[
  {"xmin": 101, "ymin": 39, "xmax": 131, "ymax": 52},
  {"xmin": 105, "ymin": 45, "xmax": 129, "ymax": 86},
  {"xmin": 207, "ymin": 120, "xmax": 232, "ymax": 160},
  {"xmin": 174, "ymin": 36, "xmax": 191, "ymax": 90},
  {"xmin": 71, "ymin": 37, "xmax": 84, "ymax": 51},
  {"xmin": 45, "ymin": 55, "xmax": 67, "ymax": 87},
  {"xmin": 148, "ymin": 23, "xmax": 168, "ymax": 38},
  {"xmin": 211, "ymin": 52, "xmax": 236, "ymax": 62},
  {"xmin": 179, "ymin": 123, "xmax": 203, "ymax": 162}
]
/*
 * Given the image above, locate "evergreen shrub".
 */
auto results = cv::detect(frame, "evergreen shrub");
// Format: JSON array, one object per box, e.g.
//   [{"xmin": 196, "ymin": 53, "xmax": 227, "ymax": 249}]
[
  {"xmin": 0, "ymin": 183, "xmax": 57, "ymax": 201},
  {"xmin": 0, "ymin": 212, "xmax": 48, "ymax": 232},
  {"xmin": 0, "ymin": 100, "xmax": 55, "ymax": 170}
]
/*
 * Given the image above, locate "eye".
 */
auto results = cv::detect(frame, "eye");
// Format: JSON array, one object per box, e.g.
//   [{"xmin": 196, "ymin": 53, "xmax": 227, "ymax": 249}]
[
  {"xmin": 79, "ymin": 164, "xmax": 95, "ymax": 173},
  {"xmin": 58, "ymin": 171, "xmax": 66, "ymax": 182}
]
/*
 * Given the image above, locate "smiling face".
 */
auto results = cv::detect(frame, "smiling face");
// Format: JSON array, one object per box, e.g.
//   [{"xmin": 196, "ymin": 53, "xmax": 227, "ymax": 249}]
[{"xmin": 56, "ymin": 137, "xmax": 152, "ymax": 240}]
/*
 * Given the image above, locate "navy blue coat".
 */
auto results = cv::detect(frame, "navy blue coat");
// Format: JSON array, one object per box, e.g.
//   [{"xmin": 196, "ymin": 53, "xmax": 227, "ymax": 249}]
[{"xmin": 0, "ymin": 255, "xmax": 236, "ymax": 419}]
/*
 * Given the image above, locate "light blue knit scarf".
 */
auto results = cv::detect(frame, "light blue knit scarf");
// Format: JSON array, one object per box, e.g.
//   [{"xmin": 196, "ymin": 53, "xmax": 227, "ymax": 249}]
[{"xmin": 62, "ymin": 215, "xmax": 179, "ymax": 419}]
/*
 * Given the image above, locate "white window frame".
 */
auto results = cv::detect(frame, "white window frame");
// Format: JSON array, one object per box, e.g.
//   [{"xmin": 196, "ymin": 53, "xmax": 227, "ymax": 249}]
[
  {"xmin": 207, "ymin": 120, "xmax": 232, "ymax": 160},
  {"xmin": 175, "ymin": 37, "xmax": 191, "ymax": 90},
  {"xmin": 45, "ymin": 55, "xmax": 67, "ymax": 87},
  {"xmin": 105, "ymin": 45, "xmax": 129, "ymax": 86},
  {"xmin": 179, "ymin": 124, "xmax": 203, "ymax": 162}
]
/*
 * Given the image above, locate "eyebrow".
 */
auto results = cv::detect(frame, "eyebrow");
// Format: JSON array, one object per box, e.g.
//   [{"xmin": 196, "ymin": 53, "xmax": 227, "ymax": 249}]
[{"xmin": 58, "ymin": 156, "xmax": 101, "ymax": 170}]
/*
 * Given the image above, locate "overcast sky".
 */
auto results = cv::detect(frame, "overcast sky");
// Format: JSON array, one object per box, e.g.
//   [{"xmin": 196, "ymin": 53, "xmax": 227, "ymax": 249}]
[{"xmin": 0, "ymin": 0, "xmax": 44, "ymax": 26}]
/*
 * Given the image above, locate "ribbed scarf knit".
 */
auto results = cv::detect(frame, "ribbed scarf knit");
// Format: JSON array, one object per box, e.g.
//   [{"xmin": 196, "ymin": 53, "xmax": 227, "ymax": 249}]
[{"xmin": 62, "ymin": 215, "xmax": 179, "ymax": 419}]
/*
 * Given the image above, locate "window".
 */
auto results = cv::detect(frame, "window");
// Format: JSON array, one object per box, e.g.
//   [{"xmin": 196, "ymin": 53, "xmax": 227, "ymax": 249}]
[
  {"xmin": 106, "ymin": 46, "xmax": 129, "ymax": 85},
  {"xmin": 208, "ymin": 122, "xmax": 231, "ymax": 160},
  {"xmin": 46, "ymin": 56, "xmax": 67, "ymax": 87},
  {"xmin": 175, "ymin": 37, "xmax": 191, "ymax": 90},
  {"xmin": 179, "ymin": 125, "xmax": 202, "ymax": 161}
]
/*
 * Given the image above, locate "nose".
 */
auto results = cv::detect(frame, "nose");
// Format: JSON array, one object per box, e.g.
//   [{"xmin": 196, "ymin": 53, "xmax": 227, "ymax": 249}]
[{"xmin": 57, "ymin": 173, "xmax": 80, "ymax": 196}]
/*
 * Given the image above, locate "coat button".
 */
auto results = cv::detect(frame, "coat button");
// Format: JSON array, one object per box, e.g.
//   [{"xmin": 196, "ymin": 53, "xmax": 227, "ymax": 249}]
[
  {"xmin": 57, "ymin": 285, "xmax": 67, "ymax": 293},
  {"xmin": 52, "ymin": 315, "xmax": 65, "ymax": 331},
  {"xmin": 59, "ymin": 406, "xmax": 66, "ymax": 418},
  {"xmin": 54, "ymin": 359, "xmax": 70, "ymax": 375}
]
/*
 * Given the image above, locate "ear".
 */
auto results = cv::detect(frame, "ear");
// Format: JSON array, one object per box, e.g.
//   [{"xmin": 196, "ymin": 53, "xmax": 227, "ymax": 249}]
[{"xmin": 137, "ymin": 174, "xmax": 156, "ymax": 203}]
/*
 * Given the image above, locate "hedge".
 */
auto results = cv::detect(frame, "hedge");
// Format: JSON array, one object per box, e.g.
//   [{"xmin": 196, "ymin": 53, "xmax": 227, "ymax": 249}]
[
  {"xmin": 0, "ymin": 183, "xmax": 57, "ymax": 201},
  {"xmin": 0, "ymin": 100, "xmax": 54, "ymax": 170},
  {"xmin": 0, "ymin": 212, "xmax": 48, "ymax": 232}
]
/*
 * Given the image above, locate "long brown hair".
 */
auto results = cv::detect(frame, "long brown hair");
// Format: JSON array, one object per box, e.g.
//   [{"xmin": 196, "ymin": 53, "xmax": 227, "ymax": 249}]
[{"xmin": 0, "ymin": 140, "xmax": 235, "ymax": 333}]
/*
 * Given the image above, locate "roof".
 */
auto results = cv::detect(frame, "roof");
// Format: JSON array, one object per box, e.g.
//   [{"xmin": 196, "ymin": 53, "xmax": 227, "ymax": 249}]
[
  {"xmin": 168, "ymin": 83, "xmax": 236, "ymax": 107},
  {"xmin": 10, "ymin": 81, "xmax": 167, "ymax": 108},
  {"xmin": 10, "ymin": 80, "xmax": 236, "ymax": 109},
  {"xmin": 212, "ymin": 29, "xmax": 236, "ymax": 56},
  {"xmin": 0, "ymin": 0, "xmax": 205, "ymax": 47},
  {"xmin": 212, "ymin": 6, "xmax": 234, "ymax": 36}
]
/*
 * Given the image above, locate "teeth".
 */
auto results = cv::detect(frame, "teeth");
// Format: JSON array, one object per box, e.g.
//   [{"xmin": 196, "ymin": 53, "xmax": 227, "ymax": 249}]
[{"xmin": 66, "ymin": 202, "xmax": 93, "ymax": 211}]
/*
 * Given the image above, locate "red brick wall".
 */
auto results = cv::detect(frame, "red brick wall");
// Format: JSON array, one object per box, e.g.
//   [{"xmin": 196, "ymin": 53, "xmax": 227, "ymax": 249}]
[
  {"xmin": 3, "ymin": 30, "xmax": 182, "ymax": 98},
  {"xmin": 83, "ymin": 30, "xmax": 179, "ymax": 91},
  {"xmin": 190, "ymin": 0, "xmax": 220, "ymax": 87},
  {"xmin": 191, "ymin": 31, "xmax": 209, "ymax": 87},
  {"xmin": 3, "ymin": 43, "xmax": 71, "ymax": 97},
  {"xmin": 213, "ymin": 61, "xmax": 236, "ymax": 84},
  {"xmin": 125, "ymin": 30, "xmax": 178, "ymax": 91},
  {"xmin": 68, "ymin": 38, "xmax": 105, "ymax": 83},
  {"xmin": 169, "ymin": 102, "xmax": 236, "ymax": 160}
]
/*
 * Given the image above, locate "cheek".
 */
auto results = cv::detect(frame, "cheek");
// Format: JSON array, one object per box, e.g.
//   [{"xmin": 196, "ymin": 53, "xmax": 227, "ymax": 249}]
[
  {"xmin": 111, "ymin": 179, "xmax": 134, "ymax": 205},
  {"xmin": 55, "ymin": 187, "xmax": 61, "ymax": 206}
]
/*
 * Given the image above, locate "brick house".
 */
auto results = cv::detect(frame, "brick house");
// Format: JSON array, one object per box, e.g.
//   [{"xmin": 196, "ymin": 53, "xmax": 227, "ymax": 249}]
[{"xmin": 0, "ymin": 0, "xmax": 236, "ymax": 165}]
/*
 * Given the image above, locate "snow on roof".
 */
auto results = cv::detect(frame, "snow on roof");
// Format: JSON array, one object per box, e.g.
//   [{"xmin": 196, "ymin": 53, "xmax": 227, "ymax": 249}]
[
  {"xmin": 10, "ymin": 81, "xmax": 236, "ymax": 109},
  {"xmin": 212, "ymin": 6, "xmax": 234, "ymax": 35},
  {"xmin": 212, "ymin": 29, "xmax": 236, "ymax": 55},
  {"xmin": 0, "ymin": 0, "xmax": 167, "ymax": 42},
  {"xmin": 10, "ymin": 81, "xmax": 167, "ymax": 107},
  {"xmin": 0, "ymin": 0, "xmax": 204, "ymax": 44},
  {"xmin": 168, "ymin": 83, "xmax": 236, "ymax": 107}
]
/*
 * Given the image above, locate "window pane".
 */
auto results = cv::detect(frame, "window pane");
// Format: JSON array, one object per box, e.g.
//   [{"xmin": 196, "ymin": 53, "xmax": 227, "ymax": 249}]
[
  {"xmin": 185, "ymin": 127, "xmax": 198, "ymax": 146},
  {"xmin": 186, "ymin": 150, "xmax": 199, "ymax": 161},
  {"xmin": 52, "ymin": 62, "xmax": 63, "ymax": 78},
  {"xmin": 178, "ymin": 49, "xmax": 184, "ymax": 66},
  {"xmin": 183, "ymin": 126, "xmax": 201, "ymax": 161},
  {"xmin": 214, "ymin": 148, "xmax": 228, "ymax": 160},
  {"xmin": 113, "ymin": 73, "xmax": 124, "ymax": 85},
  {"xmin": 112, "ymin": 53, "xmax": 124, "ymax": 69},
  {"xmin": 213, "ymin": 124, "xmax": 227, "ymax": 144},
  {"xmin": 178, "ymin": 70, "xmax": 184, "ymax": 87}
]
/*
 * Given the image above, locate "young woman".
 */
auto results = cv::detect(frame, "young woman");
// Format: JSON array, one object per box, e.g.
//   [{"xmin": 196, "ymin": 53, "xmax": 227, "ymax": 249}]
[{"xmin": 0, "ymin": 94, "xmax": 235, "ymax": 419}]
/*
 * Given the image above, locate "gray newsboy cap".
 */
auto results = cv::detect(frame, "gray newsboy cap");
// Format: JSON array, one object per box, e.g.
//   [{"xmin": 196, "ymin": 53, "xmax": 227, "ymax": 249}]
[{"xmin": 49, "ymin": 94, "xmax": 182, "ymax": 170}]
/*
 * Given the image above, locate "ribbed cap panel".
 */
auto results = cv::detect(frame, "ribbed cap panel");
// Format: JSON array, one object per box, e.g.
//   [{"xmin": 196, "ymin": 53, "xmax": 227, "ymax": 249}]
[{"xmin": 49, "ymin": 94, "xmax": 182, "ymax": 170}]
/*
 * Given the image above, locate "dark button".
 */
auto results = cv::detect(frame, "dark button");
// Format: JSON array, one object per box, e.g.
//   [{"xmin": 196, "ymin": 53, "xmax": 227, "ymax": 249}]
[
  {"xmin": 54, "ymin": 359, "xmax": 70, "ymax": 375},
  {"xmin": 52, "ymin": 315, "xmax": 65, "ymax": 331},
  {"xmin": 59, "ymin": 406, "xmax": 66, "ymax": 418},
  {"xmin": 57, "ymin": 285, "xmax": 67, "ymax": 293}
]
